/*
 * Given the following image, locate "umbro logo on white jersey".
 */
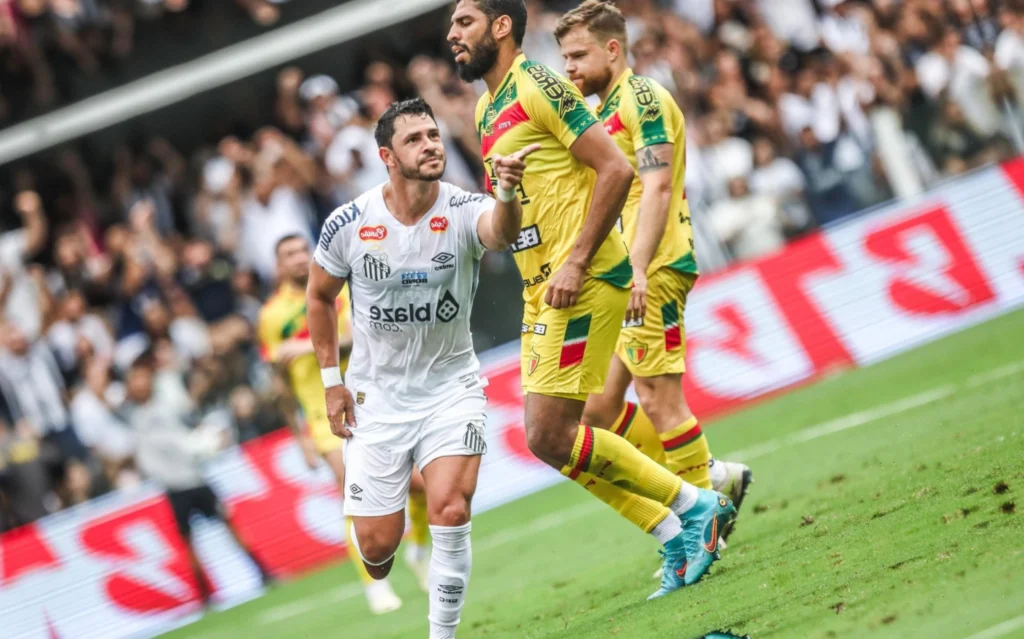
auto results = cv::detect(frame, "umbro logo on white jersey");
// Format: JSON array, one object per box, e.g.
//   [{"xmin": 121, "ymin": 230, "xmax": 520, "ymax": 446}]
[{"xmin": 432, "ymin": 252, "xmax": 456, "ymax": 271}]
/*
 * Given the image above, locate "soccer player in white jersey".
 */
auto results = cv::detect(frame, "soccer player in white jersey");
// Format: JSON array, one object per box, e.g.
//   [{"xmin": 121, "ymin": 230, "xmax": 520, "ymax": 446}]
[{"xmin": 306, "ymin": 97, "xmax": 537, "ymax": 639}]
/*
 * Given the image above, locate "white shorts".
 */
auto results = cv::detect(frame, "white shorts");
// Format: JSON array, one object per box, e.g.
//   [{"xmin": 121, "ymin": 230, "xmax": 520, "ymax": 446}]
[{"xmin": 343, "ymin": 388, "xmax": 487, "ymax": 517}]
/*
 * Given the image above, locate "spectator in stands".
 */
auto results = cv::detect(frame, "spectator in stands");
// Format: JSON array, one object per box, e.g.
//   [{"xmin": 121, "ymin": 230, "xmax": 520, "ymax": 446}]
[
  {"xmin": 795, "ymin": 126, "xmax": 863, "ymax": 225},
  {"xmin": 300, "ymin": 74, "xmax": 343, "ymax": 157},
  {"xmin": 47, "ymin": 288, "xmax": 115, "ymax": 378},
  {"xmin": 0, "ymin": 414, "xmax": 52, "ymax": 530},
  {"xmin": 1, "ymin": 190, "xmax": 48, "ymax": 340},
  {"xmin": 0, "ymin": 0, "xmax": 56, "ymax": 121},
  {"xmin": 748, "ymin": 136, "xmax": 813, "ymax": 236},
  {"xmin": 46, "ymin": 222, "xmax": 115, "ymax": 306},
  {"xmin": 0, "ymin": 322, "xmax": 92, "ymax": 508},
  {"xmin": 274, "ymin": 67, "xmax": 306, "ymax": 141},
  {"xmin": 228, "ymin": 384, "xmax": 280, "ymax": 444},
  {"xmin": 236, "ymin": 128, "xmax": 316, "ymax": 287},
  {"xmin": 69, "ymin": 356, "xmax": 137, "ymax": 491},
  {"xmin": 916, "ymin": 30, "xmax": 1005, "ymax": 138},
  {"xmin": 191, "ymin": 156, "xmax": 244, "ymax": 255},
  {"xmin": 111, "ymin": 139, "xmax": 187, "ymax": 236},
  {"xmin": 707, "ymin": 176, "xmax": 788, "ymax": 261},
  {"xmin": 324, "ymin": 93, "xmax": 387, "ymax": 201},
  {"xmin": 928, "ymin": 97, "xmax": 1011, "ymax": 174},
  {"xmin": 996, "ymin": 6, "xmax": 1024, "ymax": 101},
  {"xmin": 700, "ymin": 111, "xmax": 754, "ymax": 202},
  {"xmin": 177, "ymin": 238, "xmax": 250, "ymax": 357}
]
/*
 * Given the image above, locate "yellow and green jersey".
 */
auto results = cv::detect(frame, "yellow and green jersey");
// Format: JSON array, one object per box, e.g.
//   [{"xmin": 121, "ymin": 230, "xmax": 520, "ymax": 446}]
[
  {"xmin": 597, "ymin": 68, "xmax": 697, "ymax": 276},
  {"xmin": 257, "ymin": 281, "xmax": 351, "ymax": 421},
  {"xmin": 474, "ymin": 54, "xmax": 632, "ymax": 307}
]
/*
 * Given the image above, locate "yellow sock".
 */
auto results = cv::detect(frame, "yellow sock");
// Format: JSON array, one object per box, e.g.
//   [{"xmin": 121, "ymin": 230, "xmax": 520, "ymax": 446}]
[
  {"xmin": 561, "ymin": 425, "xmax": 682, "ymax": 507},
  {"xmin": 611, "ymin": 402, "xmax": 666, "ymax": 466},
  {"xmin": 406, "ymin": 491, "xmax": 430, "ymax": 547},
  {"xmin": 571, "ymin": 471, "xmax": 670, "ymax": 532},
  {"xmin": 659, "ymin": 417, "xmax": 713, "ymax": 489},
  {"xmin": 344, "ymin": 516, "xmax": 374, "ymax": 585}
]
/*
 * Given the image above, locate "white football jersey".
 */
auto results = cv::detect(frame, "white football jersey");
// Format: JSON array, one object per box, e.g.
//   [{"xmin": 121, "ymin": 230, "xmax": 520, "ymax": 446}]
[{"xmin": 313, "ymin": 181, "xmax": 493, "ymax": 422}]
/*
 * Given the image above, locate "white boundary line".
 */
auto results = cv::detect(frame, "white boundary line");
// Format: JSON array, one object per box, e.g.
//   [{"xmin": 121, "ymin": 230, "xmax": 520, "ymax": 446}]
[
  {"xmin": 964, "ymin": 615, "xmax": 1024, "ymax": 639},
  {"xmin": 727, "ymin": 386, "xmax": 956, "ymax": 463},
  {"xmin": 235, "ymin": 359, "xmax": 1022, "ymax": 629}
]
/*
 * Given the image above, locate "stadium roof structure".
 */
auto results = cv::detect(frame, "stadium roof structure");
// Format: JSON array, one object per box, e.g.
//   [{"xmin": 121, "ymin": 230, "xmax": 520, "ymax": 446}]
[{"xmin": 0, "ymin": 0, "xmax": 449, "ymax": 166}]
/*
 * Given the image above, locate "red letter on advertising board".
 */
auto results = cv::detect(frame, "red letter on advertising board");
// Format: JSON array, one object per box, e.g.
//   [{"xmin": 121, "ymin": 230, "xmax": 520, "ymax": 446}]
[
  {"xmin": 864, "ymin": 206, "xmax": 996, "ymax": 315},
  {"xmin": 79, "ymin": 498, "xmax": 197, "ymax": 612},
  {"xmin": 225, "ymin": 432, "xmax": 342, "ymax": 576},
  {"xmin": 0, "ymin": 523, "xmax": 59, "ymax": 585},
  {"xmin": 755, "ymin": 233, "xmax": 855, "ymax": 373}
]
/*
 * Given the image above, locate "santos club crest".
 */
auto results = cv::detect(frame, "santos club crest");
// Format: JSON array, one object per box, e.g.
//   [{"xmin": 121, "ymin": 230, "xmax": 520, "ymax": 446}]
[{"xmin": 624, "ymin": 337, "xmax": 648, "ymax": 365}]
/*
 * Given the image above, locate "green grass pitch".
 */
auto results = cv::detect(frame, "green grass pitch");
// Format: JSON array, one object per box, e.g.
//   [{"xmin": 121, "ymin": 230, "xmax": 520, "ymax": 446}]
[{"xmin": 165, "ymin": 310, "xmax": 1024, "ymax": 639}]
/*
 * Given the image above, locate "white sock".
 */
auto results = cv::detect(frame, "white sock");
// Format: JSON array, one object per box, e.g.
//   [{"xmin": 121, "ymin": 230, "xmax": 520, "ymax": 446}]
[
  {"xmin": 649, "ymin": 513, "xmax": 683, "ymax": 545},
  {"xmin": 708, "ymin": 458, "xmax": 727, "ymax": 489},
  {"xmin": 428, "ymin": 522, "xmax": 472, "ymax": 639},
  {"xmin": 670, "ymin": 481, "xmax": 700, "ymax": 517}
]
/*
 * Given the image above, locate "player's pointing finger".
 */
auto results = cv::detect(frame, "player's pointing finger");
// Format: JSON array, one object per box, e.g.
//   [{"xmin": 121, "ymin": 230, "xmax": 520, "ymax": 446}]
[{"xmin": 512, "ymin": 144, "xmax": 544, "ymax": 160}]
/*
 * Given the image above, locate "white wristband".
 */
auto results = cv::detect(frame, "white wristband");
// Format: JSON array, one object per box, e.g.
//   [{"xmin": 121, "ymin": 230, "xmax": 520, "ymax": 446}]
[
  {"xmin": 496, "ymin": 184, "xmax": 517, "ymax": 202},
  {"xmin": 320, "ymin": 367, "xmax": 344, "ymax": 388}
]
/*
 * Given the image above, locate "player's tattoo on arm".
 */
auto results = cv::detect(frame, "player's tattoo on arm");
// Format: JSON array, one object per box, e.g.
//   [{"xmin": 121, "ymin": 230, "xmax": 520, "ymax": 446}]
[{"xmin": 637, "ymin": 145, "xmax": 671, "ymax": 174}]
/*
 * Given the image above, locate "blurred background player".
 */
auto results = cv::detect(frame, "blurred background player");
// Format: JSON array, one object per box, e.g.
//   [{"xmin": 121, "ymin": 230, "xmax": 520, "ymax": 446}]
[
  {"xmin": 448, "ymin": 0, "xmax": 734, "ymax": 599},
  {"xmin": 123, "ymin": 351, "xmax": 274, "ymax": 607},
  {"xmin": 556, "ymin": 0, "xmax": 753, "ymax": 542},
  {"xmin": 257, "ymin": 234, "xmax": 430, "ymax": 614}
]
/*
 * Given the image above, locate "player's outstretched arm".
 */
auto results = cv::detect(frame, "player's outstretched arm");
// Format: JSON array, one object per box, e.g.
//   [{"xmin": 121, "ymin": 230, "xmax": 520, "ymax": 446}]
[
  {"xmin": 477, "ymin": 143, "xmax": 541, "ymax": 251},
  {"xmin": 627, "ymin": 142, "xmax": 674, "ymax": 322},
  {"xmin": 307, "ymin": 261, "xmax": 356, "ymax": 438}
]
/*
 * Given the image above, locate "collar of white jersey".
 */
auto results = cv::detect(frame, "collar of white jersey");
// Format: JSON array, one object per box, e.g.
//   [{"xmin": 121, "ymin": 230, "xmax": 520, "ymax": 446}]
[{"xmin": 373, "ymin": 181, "xmax": 449, "ymax": 229}]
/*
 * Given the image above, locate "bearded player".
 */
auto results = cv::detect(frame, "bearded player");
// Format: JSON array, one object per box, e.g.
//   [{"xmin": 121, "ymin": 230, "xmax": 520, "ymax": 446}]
[
  {"xmin": 555, "ymin": 0, "xmax": 753, "ymax": 542},
  {"xmin": 308, "ymin": 98, "xmax": 538, "ymax": 639},
  {"xmin": 258, "ymin": 236, "xmax": 430, "ymax": 614},
  {"xmin": 448, "ymin": 0, "xmax": 734, "ymax": 599}
]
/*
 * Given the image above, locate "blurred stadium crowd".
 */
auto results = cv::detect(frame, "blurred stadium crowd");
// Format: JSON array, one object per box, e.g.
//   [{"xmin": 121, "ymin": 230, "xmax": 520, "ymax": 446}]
[{"xmin": 1, "ymin": 0, "xmax": 1022, "ymax": 532}]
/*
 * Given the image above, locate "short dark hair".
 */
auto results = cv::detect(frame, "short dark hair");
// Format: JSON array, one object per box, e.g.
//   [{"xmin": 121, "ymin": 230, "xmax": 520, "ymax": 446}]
[
  {"xmin": 373, "ymin": 98, "xmax": 438, "ymax": 148},
  {"xmin": 472, "ymin": 0, "xmax": 527, "ymax": 47},
  {"xmin": 275, "ymin": 233, "xmax": 307, "ymax": 255}
]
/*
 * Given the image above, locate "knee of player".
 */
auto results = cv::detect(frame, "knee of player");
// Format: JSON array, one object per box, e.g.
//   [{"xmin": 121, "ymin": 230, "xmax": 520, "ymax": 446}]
[
  {"xmin": 635, "ymin": 380, "xmax": 687, "ymax": 423},
  {"xmin": 431, "ymin": 496, "xmax": 471, "ymax": 527},
  {"xmin": 358, "ymin": 530, "xmax": 400, "ymax": 567},
  {"xmin": 525, "ymin": 422, "xmax": 574, "ymax": 462}
]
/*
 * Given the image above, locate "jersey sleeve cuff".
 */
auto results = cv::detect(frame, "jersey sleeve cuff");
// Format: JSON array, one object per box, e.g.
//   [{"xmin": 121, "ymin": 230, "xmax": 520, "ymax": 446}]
[
  {"xmin": 313, "ymin": 254, "xmax": 348, "ymax": 279},
  {"xmin": 563, "ymin": 119, "xmax": 598, "ymax": 152},
  {"xmin": 637, "ymin": 134, "xmax": 671, "ymax": 149}
]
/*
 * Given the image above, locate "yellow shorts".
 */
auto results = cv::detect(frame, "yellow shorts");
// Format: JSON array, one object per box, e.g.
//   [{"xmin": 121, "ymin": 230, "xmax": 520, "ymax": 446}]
[
  {"xmin": 521, "ymin": 278, "xmax": 629, "ymax": 401},
  {"xmin": 616, "ymin": 268, "xmax": 697, "ymax": 378},
  {"xmin": 308, "ymin": 416, "xmax": 343, "ymax": 455}
]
